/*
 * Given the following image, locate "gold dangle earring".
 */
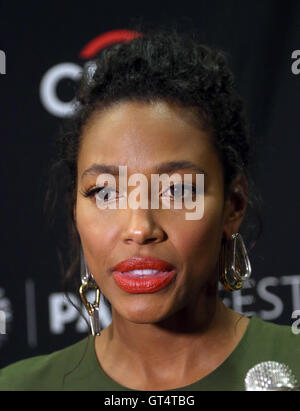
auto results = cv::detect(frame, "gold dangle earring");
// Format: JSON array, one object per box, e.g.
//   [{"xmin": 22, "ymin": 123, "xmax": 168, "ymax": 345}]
[
  {"xmin": 219, "ymin": 233, "xmax": 252, "ymax": 291},
  {"xmin": 79, "ymin": 247, "xmax": 101, "ymax": 336}
]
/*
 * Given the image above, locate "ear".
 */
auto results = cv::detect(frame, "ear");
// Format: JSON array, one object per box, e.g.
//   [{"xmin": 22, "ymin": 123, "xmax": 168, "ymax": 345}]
[{"xmin": 222, "ymin": 173, "xmax": 248, "ymax": 241}]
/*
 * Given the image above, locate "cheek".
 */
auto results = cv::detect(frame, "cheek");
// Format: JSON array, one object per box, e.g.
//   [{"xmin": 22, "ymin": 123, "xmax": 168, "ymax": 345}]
[
  {"xmin": 172, "ymin": 222, "xmax": 219, "ymax": 261},
  {"xmin": 76, "ymin": 201, "xmax": 119, "ymax": 270},
  {"xmin": 171, "ymin": 204, "xmax": 224, "ymax": 273}
]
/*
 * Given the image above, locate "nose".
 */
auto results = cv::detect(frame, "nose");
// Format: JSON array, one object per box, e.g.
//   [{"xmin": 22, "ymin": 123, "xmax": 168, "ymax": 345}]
[{"xmin": 121, "ymin": 208, "xmax": 166, "ymax": 245}]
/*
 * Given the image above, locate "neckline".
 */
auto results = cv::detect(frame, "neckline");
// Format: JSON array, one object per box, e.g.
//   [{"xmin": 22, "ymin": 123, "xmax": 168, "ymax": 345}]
[{"xmin": 89, "ymin": 315, "xmax": 257, "ymax": 391}]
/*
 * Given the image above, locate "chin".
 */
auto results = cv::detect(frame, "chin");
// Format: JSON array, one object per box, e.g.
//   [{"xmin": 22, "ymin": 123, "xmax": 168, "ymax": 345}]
[{"xmin": 117, "ymin": 302, "xmax": 166, "ymax": 324}]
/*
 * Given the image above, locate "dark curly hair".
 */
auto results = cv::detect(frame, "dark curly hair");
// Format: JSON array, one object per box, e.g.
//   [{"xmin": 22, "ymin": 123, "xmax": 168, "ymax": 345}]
[{"xmin": 44, "ymin": 25, "xmax": 263, "ymax": 310}]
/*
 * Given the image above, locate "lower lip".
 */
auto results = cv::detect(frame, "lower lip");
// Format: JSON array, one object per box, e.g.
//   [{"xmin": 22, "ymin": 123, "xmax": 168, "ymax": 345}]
[{"xmin": 112, "ymin": 270, "xmax": 176, "ymax": 293}]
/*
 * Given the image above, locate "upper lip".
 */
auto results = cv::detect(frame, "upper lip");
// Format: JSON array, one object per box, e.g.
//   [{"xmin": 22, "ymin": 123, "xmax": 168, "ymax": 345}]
[{"xmin": 112, "ymin": 256, "xmax": 175, "ymax": 272}]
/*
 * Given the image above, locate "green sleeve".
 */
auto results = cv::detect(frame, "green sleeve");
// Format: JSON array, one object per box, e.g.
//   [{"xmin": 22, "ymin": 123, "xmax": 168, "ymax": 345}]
[
  {"xmin": 0, "ymin": 354, "xmax": 65, "ymax": 390},
  {"xmin": 0, "ymin": 337, "xmax": 89, "ymax": 391}
]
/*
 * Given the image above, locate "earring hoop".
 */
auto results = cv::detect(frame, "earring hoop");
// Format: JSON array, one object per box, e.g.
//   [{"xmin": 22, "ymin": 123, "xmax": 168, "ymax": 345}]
[
  {"xmin": 219, "ymin": 233, "xmax": 252, "ymax": 292},
  {"xmin": 79, "ymin": 247, "xmax": 101, "ymax": 336}
]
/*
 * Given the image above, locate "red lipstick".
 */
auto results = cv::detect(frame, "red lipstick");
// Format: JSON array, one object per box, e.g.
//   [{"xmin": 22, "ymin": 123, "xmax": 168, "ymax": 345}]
[{"xmin": 112, "ymin": 257, "xmax": 176, "ymax": 293}]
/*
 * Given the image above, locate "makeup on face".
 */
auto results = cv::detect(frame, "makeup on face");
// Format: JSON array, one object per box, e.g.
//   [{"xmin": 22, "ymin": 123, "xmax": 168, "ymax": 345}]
[
  {"xmin": 76, "ymin": 101, "xmax": 226, "ymax": 314},
  {"xmin": 111, "ymin": 256, "xmax": 177, "ymax": 293}
]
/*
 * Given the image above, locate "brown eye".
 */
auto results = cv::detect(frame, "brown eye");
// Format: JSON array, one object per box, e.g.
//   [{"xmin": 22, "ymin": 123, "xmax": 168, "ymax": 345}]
[
  {"xmin": 83, "ymin": 186, "xmax": 118, "ymax": 201},
  {"xmin": 163, "ymin": 184, "xmax": 195, "ymax": 199},
  {"xmin": 95, "ymin": 186, "xmax": 117, "ymax": 201}
]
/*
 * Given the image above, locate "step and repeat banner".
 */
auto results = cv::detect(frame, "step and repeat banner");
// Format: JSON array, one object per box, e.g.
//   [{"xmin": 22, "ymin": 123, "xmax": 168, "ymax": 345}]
[{"xmin": 1, "ymin": 0, "xmax": 300, "ymax": 367}]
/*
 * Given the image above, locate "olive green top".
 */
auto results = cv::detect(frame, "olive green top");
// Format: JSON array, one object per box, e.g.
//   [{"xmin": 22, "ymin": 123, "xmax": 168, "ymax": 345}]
[{"xmin": 0, "ymin": 316, "xmax": 300, "ymax": 391}]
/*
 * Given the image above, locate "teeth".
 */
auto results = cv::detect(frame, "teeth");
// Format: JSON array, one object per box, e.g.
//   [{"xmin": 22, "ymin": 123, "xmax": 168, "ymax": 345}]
[{"xmin": 126, "ymin": 269, "xmax": 160, "ymax": 275}]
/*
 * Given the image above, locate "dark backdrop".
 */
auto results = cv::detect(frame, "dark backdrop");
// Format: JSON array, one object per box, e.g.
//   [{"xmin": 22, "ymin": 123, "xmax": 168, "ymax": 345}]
[{"xmin": 1, "ymin": 0, "xmax": 300, "ymax": 367}]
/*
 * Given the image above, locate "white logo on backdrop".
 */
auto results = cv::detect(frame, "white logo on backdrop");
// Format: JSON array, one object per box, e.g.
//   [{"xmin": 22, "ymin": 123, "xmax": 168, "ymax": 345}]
[
  {"xmin": 40, "ymin": 61, "xmax": 96, "ymax": 117},
  {"xmin": 0, "ymin": 288, "xmax": 12, "ymax": 347},
  {"xmin": 39, "ymin": 29, "xmax": 141, "ymax": 118},
  {"xmin": 291, "ymin": 50, "xmax": 300, "ymax": 74},
  {"xmin": 46, "ymin": 275, "xmax": 300, "ymax": 336},
  {"xmin": 0, "ymin": 50, "xmax": 6, "ymax": 75},
  {"xmin": 48, "ymin": 292, "xmax": 112, "ymax": 334},
  {"xmin": 1, "ymin": 275, "xmax": 299, "ymax": 351}
]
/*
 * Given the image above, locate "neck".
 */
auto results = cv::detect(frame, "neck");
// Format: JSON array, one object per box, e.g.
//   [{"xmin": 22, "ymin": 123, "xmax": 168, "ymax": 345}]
[{"xmin": 95, "ymin": 289, "xmax": 248, "ymax": 388}]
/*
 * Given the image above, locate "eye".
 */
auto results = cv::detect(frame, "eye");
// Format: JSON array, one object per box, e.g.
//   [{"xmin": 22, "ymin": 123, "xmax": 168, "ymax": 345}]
[
  {"xmin": 96, "ymin": 186, "xmax": 118, "ymax": 201},
  {"xmin": 83, "ymin": 186, "xmax": 118, "ymax": 201},
  {"xmin": 163, "ymin": 183, "xmax": 196, "ymax": 199}
]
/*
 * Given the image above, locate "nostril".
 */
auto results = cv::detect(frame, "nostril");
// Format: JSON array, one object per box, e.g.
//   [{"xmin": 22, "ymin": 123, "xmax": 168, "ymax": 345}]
[
  {"xmin": 144, "ymin": 238, "xmax": 157, "ymax": 244},
  {"xmin": 124, "ymin": 237, "xmax": 158, "ymax": 245}
]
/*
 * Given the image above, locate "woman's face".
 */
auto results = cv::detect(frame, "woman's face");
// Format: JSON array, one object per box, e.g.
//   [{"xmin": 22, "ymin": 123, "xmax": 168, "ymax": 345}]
[{"xmin": 74, "ymin": 100, "xmax": 246, "ymax": 323}]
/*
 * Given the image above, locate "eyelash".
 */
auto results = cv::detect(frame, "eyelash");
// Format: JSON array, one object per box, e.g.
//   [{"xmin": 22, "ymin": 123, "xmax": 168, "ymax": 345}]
[
  {"xmin": 82, "ymin": 187, "xmax": 104, "ymax": 198},
  {"xmin": 82, "ymin": 184, "xmax": 196, "ymax": 200}
]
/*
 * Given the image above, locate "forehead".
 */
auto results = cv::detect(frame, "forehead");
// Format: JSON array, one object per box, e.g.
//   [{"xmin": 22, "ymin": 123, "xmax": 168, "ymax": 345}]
[{"xmin": 77, "ymin": 100, "xmax": 218, "ymax": 173}]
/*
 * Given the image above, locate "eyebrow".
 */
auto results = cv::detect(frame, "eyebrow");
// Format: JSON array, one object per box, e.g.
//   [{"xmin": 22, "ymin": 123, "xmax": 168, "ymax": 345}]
[{"xmin": 81, "ymin": 160, "xmax": 206, "ymax": 180}]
